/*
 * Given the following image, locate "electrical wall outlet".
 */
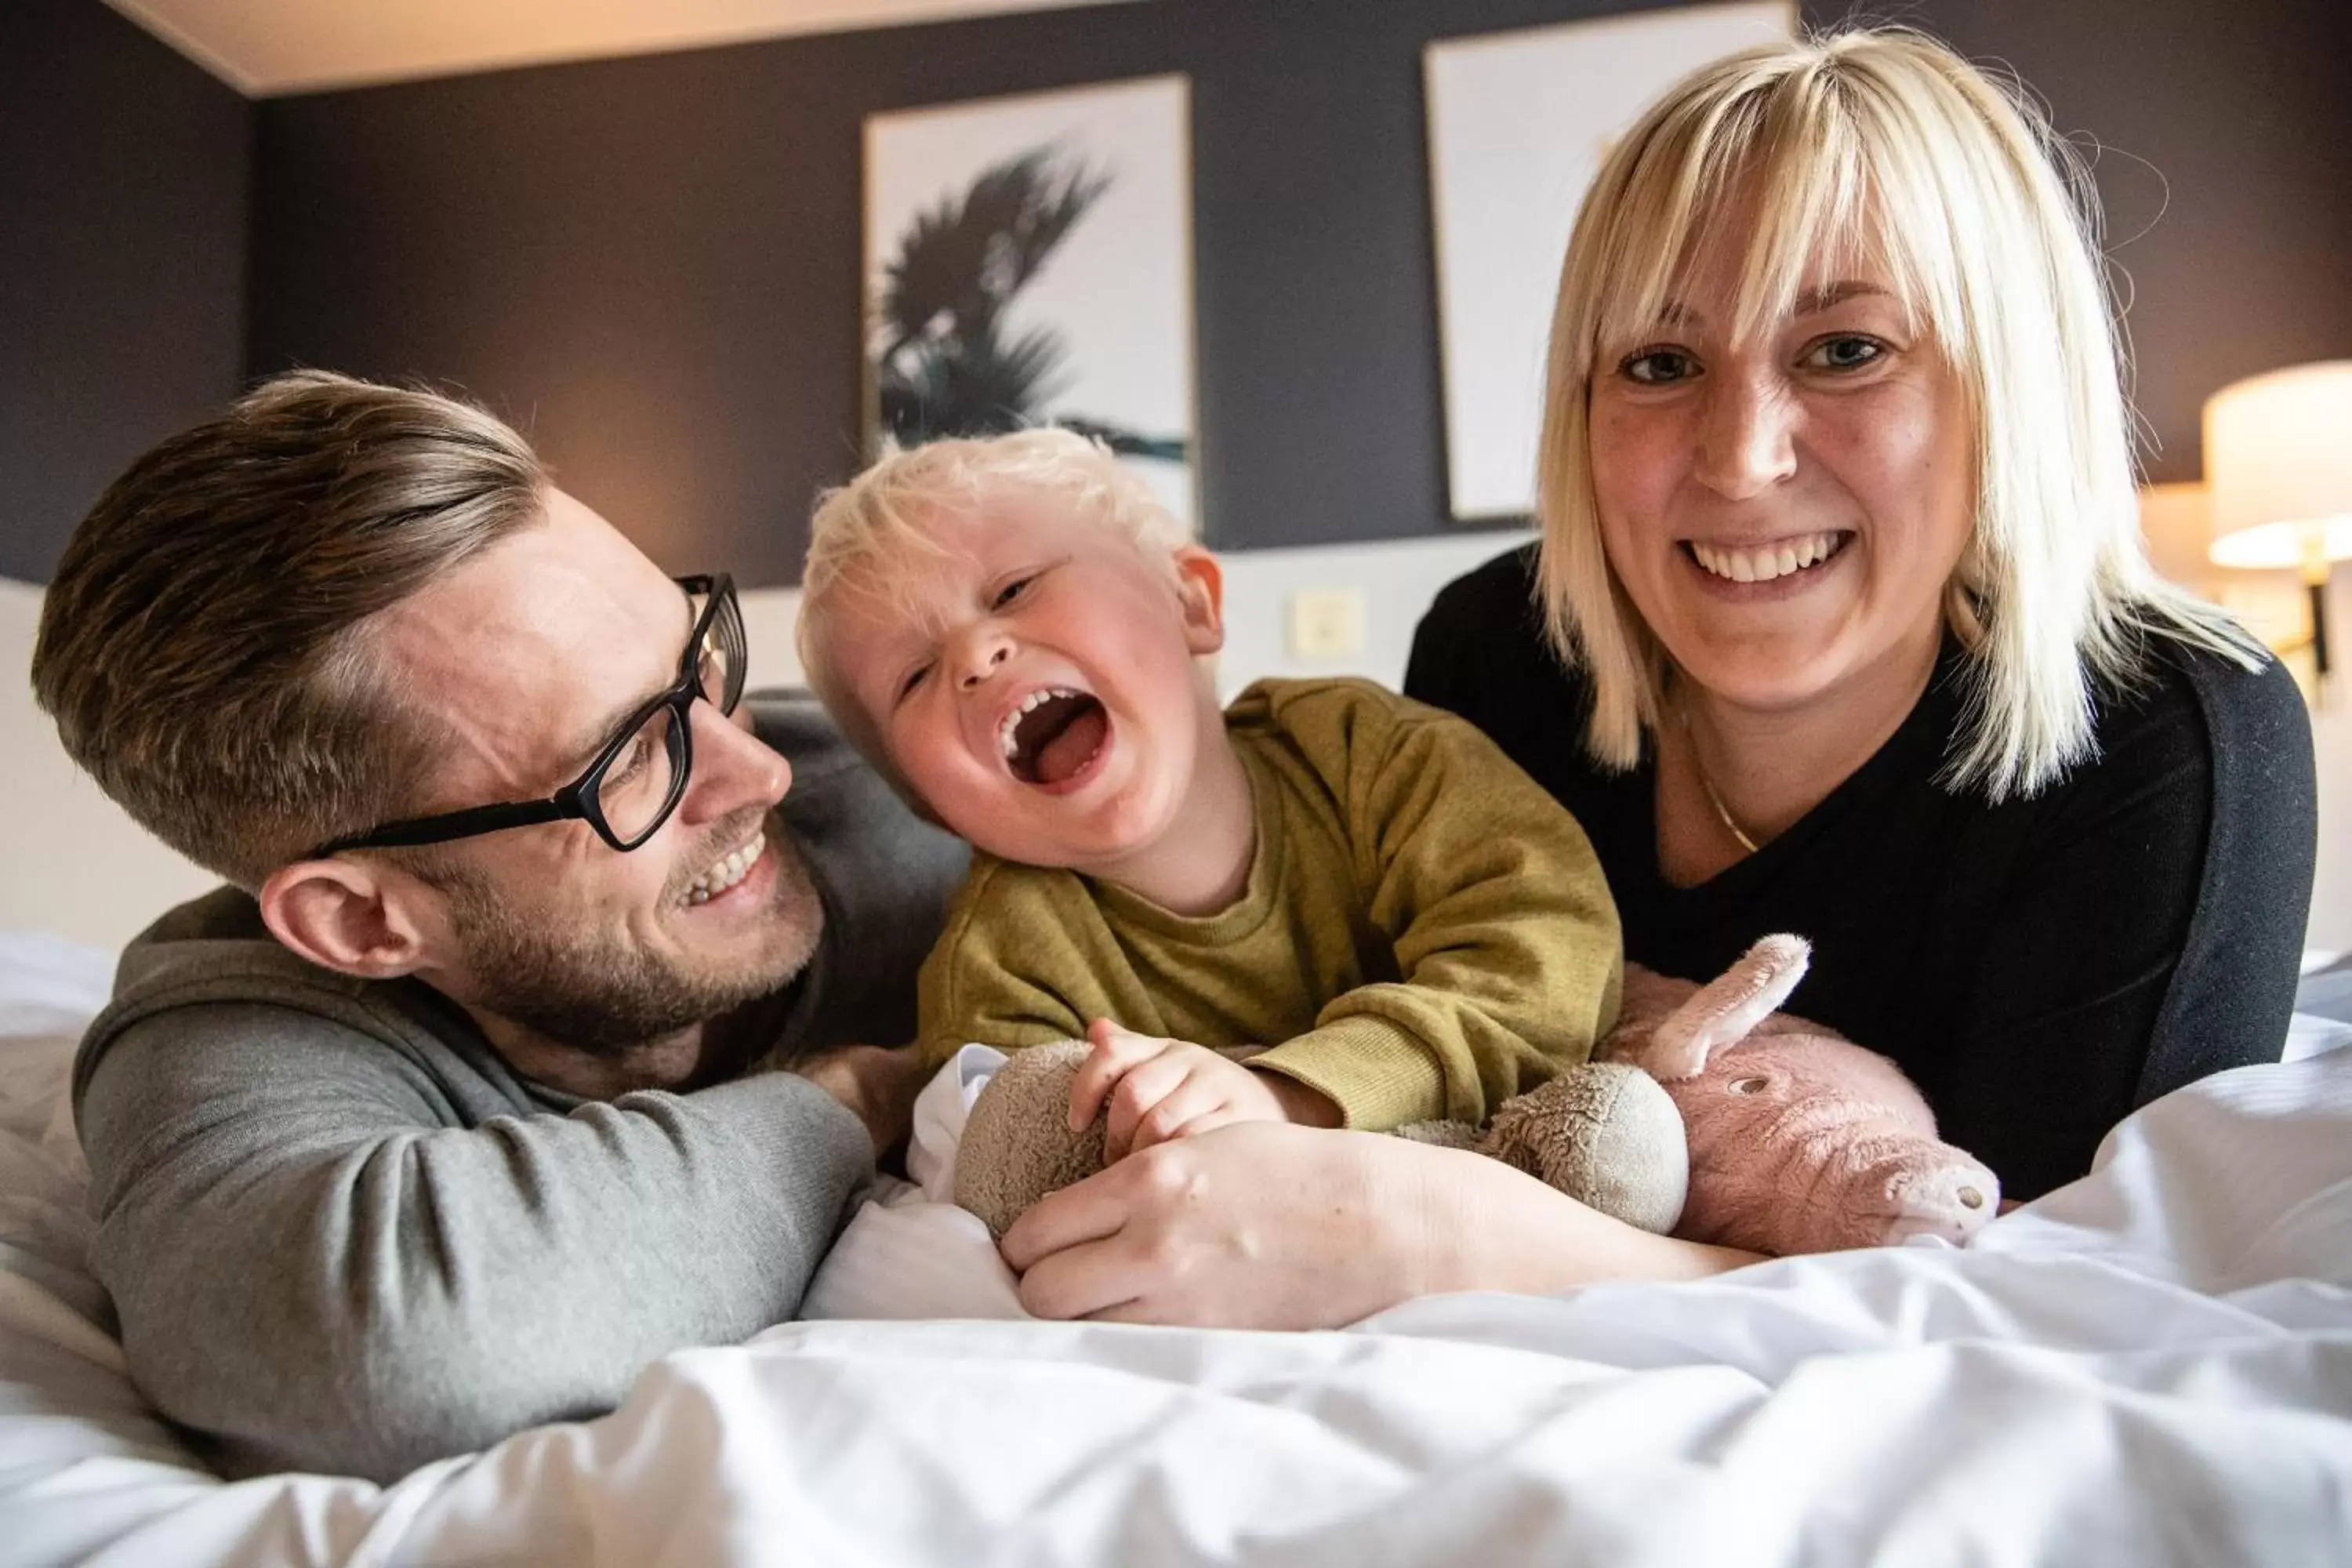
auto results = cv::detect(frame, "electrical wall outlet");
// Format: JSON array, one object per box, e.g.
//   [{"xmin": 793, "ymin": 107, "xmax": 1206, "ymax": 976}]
[{"xmin": 1288, "ymin": 586, "xmax": 1367, "ymax": 659}]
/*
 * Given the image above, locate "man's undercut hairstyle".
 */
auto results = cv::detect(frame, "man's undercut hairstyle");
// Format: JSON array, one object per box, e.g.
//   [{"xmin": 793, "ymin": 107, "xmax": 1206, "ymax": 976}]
[
  {"xmin": 797, "ymin": 426, "xmax": 1191, "ymax": 780},
  {"xmin": 31, "ymin": 370, "xmax": 549, "ymax": 887},
  {"xmin": 1534, "ymin": 25, "xmax": 2262, "ymax": 800}
]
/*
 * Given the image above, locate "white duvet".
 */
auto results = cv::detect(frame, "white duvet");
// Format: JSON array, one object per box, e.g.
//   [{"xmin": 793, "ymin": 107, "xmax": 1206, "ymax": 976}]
[{"xmin": 5, "ymin": 935, "xmax": 2350, "ymax": 1566}]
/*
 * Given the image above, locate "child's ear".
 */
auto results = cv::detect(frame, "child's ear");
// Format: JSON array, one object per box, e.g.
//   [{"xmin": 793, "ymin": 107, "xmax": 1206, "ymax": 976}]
[{"xmin": 1172, "ymin": 546, "xmax": 1225, "ymax": 655}]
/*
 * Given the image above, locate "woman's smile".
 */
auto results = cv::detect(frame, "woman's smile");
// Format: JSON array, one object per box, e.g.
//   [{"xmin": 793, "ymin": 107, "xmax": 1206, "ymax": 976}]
[{"xmin": 1680, "ymin": 529, "xmax": 1855, "ymax": 599}]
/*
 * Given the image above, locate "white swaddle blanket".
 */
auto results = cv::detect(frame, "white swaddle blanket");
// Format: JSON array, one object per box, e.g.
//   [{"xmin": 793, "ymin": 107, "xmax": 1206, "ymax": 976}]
[{"xmin": 800, "ymin": 1044, "xmax": 1029, "ymax": 1319}]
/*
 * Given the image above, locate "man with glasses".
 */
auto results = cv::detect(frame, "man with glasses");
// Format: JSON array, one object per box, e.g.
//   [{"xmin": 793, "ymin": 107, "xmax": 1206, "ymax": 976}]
[{"xmin": 31, "ymin": 372, "xmax": 968, "ymax": 1482}]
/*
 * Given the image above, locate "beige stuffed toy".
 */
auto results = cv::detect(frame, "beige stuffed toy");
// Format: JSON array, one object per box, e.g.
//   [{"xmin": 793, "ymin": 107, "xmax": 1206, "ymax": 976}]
[
  {"xmin": 957, "ymin": 1050, "xmax": 1690, "ymax": 1242},
  {"xmin": 954, "ymin": 935, "xmax": 1998, "ymax": 1258}
]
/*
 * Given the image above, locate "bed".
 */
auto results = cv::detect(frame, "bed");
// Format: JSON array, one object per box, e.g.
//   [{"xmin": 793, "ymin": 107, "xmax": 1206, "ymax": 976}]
[{"xmin": 5, "ymin": 928, "xmax": 2350, "ymax": 1566}]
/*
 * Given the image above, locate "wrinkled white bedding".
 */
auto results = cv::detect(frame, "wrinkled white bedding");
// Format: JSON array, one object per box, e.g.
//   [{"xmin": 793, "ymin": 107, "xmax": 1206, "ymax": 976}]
[{"xmin": 5, "ymin": 937, "xmax": 2350, "ymax": 1566}]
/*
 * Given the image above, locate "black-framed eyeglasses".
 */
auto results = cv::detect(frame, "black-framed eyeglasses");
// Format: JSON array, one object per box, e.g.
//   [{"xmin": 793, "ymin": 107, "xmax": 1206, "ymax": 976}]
[{"xmin": 310, "ymin": 573, "xmax": 747, "ymax": 858}]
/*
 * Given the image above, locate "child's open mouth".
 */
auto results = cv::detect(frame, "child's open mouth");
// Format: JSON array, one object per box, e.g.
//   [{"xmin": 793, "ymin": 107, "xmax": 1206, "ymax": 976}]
[{"xmin": 1002, "ymin": 688, "xmax": 1109, "ymax": 787}]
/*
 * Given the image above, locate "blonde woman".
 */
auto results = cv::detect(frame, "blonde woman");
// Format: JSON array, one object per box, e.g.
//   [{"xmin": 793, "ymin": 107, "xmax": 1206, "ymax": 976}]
[{"xmin": 999, "ymin": 26, "xmax": 2316, "ymax": 1323}]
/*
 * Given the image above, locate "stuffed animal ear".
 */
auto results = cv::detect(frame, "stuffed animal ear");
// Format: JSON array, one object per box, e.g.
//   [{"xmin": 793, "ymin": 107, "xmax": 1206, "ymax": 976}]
[{"xmin": 1633, "ymin": 934, "xmax": 1812, "ymax": 1081}]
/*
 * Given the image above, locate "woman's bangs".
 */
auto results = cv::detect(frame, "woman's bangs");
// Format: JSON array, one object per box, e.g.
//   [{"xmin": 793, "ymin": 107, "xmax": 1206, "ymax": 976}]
[
  {"xmin": 1730, "ymin": 101, "xmax": 1878, "ymax": 339},
  {"xmin": 1584, "ymin": 104, "xmax": 1737, "ymax": 365},
  {"xmin": 1763, "ymin": 59, "xmax": 1989, "ymax": 362},
  {"xmin": 1590, "ymin": 74, "xmax": 1955, "ymax": 365}
]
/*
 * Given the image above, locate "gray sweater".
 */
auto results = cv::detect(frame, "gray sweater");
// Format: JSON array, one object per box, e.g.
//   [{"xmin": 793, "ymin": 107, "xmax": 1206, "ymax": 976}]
[{"xmin": 71, "ymin": 695, "xmax": 967, "ymax": 1483}]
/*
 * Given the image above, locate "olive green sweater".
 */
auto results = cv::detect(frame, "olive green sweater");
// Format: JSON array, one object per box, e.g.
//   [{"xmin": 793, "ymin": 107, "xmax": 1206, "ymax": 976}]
[{"xmin": 917, "ymin": 677, "xmax": 1622, "ymax": 1128}]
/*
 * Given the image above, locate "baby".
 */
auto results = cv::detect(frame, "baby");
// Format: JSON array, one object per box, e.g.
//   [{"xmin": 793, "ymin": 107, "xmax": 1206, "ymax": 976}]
[{"xmin": 798, "ymin": 430, "xmax": 1622, "ymax": 1160}]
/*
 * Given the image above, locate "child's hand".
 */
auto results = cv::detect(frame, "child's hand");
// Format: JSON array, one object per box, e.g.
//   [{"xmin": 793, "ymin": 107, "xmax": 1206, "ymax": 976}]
[{"xmin": 1069, "ymin": 1019, "xmax": 1340, "ymax": 1161}]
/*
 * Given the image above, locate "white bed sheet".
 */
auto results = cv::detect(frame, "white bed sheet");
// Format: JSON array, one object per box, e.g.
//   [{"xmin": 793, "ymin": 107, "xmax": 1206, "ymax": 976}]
[{"xmin": 5, "ymin": 938, "xmax": 2350, "ymax": 1566}]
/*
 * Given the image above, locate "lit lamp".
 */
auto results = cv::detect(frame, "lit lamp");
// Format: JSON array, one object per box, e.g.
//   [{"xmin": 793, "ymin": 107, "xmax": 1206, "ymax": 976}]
[
  {"xmin": 2138, "ymin": 479, "xmax": 2217, "ymax": 597},
  {"xmin": 2205, "ymin": 361, "xmax": 2352, "ymax": 681}
]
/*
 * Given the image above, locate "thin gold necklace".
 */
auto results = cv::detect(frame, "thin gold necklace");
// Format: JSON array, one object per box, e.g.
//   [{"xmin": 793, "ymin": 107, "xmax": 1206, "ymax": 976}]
[{"xmin": 1679, "ymin": 706, "xmax": 1759, "ymax": 855}]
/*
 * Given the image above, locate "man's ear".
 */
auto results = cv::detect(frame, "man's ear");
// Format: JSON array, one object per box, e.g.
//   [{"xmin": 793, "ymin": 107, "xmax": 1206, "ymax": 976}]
[
  {"xmin": 1173, "ymin": 545, "xmax": 1226, "ymax": 656},
  {"xmin": 257, "ymin": 858, "xmax": 433, "ymax": 980}
]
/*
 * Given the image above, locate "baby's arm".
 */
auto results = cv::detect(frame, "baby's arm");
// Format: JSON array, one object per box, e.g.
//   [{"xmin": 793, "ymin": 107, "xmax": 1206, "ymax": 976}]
[
  {"xmin": 1247, "ymin": 695, "xmax": 1623, "ymax": 1128},
  {"xmin": 914, "ymin": 855, "xmax": 1140, "ymax": 1065},
  {"xmin": 915, "ymin": 928, "xmax": 1085, "ymax": 1069},
  {"xmin": 925, "ymin": 869, "xmax": 1331, "ymax": 1160},
  {"xmin": 1066, "ymin": 1020, "xmax": 1340, "ymax": 1161}
]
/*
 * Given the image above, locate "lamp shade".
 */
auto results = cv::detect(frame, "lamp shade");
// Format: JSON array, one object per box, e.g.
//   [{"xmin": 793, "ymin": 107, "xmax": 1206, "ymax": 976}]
[
  {"xmin": 2205, "ymin": 361, "xmax": 2352, "ymax": 574},
  {"xmin": 2137, "ymin": 480, "xmax": 2214, "ymax": 590}
]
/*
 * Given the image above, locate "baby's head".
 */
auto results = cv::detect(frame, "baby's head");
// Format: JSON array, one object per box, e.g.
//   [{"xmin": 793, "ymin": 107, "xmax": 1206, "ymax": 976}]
[{"xmin": 800, "ymin": 429, "xmax": 1229, "ymax": 872}]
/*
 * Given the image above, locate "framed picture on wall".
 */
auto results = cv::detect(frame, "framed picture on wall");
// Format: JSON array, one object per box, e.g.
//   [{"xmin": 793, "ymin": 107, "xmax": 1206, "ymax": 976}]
[
  {"xmin": 862, "ymin": 73, "xmax": 1199, "ymax": 531},
  {"xmin": 1425, "ymin": 2, "xmax": 1794, "ymax": 523}
]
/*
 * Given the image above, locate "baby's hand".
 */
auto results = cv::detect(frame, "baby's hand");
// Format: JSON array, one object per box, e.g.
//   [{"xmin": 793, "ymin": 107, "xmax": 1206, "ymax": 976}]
[{"xmin": 1069, "ymin": 1019, "xmax": 1338, "ymax": 1161}]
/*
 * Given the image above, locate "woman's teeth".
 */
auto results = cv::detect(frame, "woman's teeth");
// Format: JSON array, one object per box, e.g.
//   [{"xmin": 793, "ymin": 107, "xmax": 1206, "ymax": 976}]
[
  {"xmin": 685, "ymin": 833, "xmax": 765, "ymax": 905},
  {"xmin": 1690, "ymin": 532, "xmax": 1846, "ymax": 584}
]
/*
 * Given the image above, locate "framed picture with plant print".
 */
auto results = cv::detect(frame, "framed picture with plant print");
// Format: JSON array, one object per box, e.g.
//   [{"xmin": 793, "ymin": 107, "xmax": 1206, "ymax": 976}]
[{"xmin": 862, "ymin": 73, "xmax": 1199, "ymax": 532}]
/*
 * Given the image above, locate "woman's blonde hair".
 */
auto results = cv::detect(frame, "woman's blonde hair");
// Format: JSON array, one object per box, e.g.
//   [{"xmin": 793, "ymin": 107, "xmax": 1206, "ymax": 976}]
[
  {"xmin": 1536, "ymin": 24, "xmax": 2260, "ymax": 800},
  {"xmin": 798, "ymin": 426, "xmax": 1190, "ymax": 779}
]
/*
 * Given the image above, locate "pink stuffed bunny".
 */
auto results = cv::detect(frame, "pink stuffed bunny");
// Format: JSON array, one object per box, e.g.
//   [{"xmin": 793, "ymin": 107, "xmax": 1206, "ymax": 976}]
[{"xmin": 1602, "ymin": 934, "xmax": 2000, "ymax": 1255}]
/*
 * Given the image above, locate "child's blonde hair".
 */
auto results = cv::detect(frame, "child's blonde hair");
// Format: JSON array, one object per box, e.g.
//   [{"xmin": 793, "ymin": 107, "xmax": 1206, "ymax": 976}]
[
  {"xmin": 799, "ymin": 427, "xmax": 1192, "ymax": 783},
  {"xmin": 1536, "ymin": 25, "xmax": 2260, "ymax": 800}
]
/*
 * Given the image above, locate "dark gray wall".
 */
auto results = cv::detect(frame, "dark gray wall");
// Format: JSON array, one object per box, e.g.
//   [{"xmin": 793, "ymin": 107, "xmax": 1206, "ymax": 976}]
[
  {"xmin": 1907, "ymin": 0, "xmax": 2352, "ymax": 503},
  {"xmin": 236, "ymin": 0, "xmax": 2352, "ymax": 584},
  {"xmin": 1, "ymin": 0, "xmax": 250, "ymax": 584}
]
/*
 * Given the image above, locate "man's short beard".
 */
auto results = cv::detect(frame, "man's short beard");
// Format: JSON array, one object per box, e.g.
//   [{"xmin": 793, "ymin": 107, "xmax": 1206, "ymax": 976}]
[{"xmin": 431, "ymin": 824, "xmax": 823, "ymax": 1058}]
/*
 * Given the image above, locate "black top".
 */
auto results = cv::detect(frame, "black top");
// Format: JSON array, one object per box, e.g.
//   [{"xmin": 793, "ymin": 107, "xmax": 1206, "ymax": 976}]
[{"xmin": 1405, "ymin": 544, "xmax": 2318, "ymax": 1199}]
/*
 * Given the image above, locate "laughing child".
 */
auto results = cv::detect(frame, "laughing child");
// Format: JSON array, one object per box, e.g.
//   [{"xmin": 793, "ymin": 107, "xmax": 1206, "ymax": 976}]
[{"xmin": 797, "ymin": 430, "xmax": 1621, "ymax": 1158}]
